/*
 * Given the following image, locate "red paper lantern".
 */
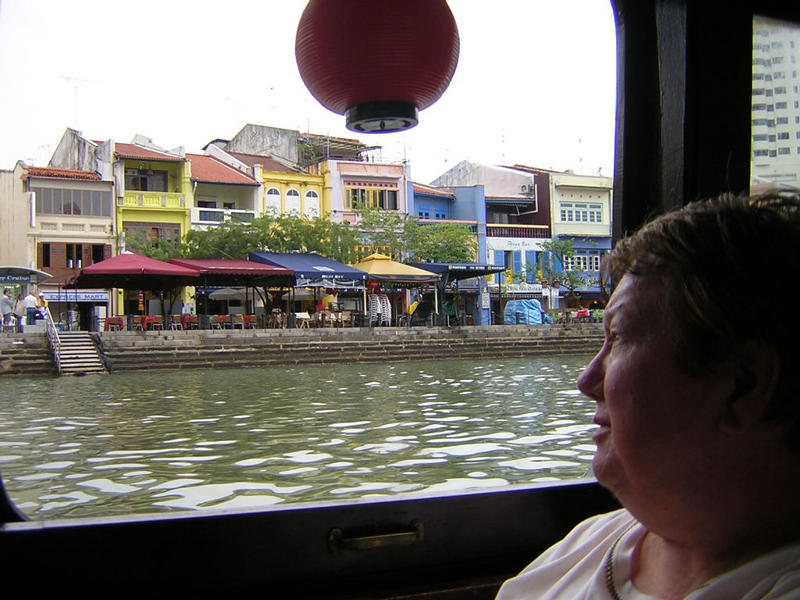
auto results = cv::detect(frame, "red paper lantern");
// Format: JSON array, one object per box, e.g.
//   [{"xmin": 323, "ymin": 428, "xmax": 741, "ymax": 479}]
[{"xmin": 295, "ymin": 0, "xmax": 460, "ymax": 133}]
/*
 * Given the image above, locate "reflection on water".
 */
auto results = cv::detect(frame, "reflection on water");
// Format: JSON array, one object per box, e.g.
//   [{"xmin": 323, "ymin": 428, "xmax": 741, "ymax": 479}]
[{"xmin": 0, "ymin": 356, "xmax": 597, "ymax": 519}]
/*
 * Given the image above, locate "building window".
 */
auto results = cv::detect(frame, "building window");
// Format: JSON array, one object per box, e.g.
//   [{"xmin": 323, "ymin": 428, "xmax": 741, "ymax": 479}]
[
  {"xmin": 560, "ymin": 202, "xmax": 602, "ymax": 223},
  {"xmin": 565, "ymin": 251, "xmax": 603, "ymax": 272},
  {"xmin": 286, "ymin": 188, "xmax": 301, "ymax": 215},
  {"xmin": 41, "ymin": 243, "xmax": 51, "ymax": 268},
  {"xmin": 33, "ymin": 187, "xmax": 112, "ymax": 217},
  {"xmin": 91, "ymin": 244, "xmax": 105, "ymax": 265},
  {"xmin": 65, "ymin": 244, "xmax": 83, "ymax": 269},
  {"xmin": 344, "ymin": 187, "xmax": 398, "ymax": 210},
  {"xmin": 124, "ymin": 223, "xmax": 181, "ymax": 247},
  {"xmin": 266, "ymin": 187, "xmax": 281, "ymax": 214},
  {"xmin": 304, "ymin": 190, "xmax": 320, "ymax": 218},
  {"xmin": 125, "ymin": 168, "xmax": 167, "ymax": 192}
]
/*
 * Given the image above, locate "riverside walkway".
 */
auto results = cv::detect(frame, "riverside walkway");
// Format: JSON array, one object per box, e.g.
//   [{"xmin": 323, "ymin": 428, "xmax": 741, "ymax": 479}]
[{"xmin": 0, "ymin": 323, "xmax": 604, "ymax": 377}]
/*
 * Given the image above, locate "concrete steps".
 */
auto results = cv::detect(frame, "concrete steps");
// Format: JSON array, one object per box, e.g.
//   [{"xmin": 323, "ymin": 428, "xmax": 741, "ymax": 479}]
[
  {"xmin": 54, "ymin": 331, "xmax": 106, "ymax": 375},
  {"xmin": 0, "ymin": 334, "xmax": 55, "ymax": 376}
]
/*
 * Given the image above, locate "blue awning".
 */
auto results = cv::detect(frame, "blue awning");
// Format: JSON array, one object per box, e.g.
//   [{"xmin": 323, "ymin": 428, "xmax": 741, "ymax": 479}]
[
  {"xmin": 406, "ymin": 262, "xmax": 505, "ymax": 281},
  {"xmin": 249, "ymin": 252, "xmax": 367, "ymax": 288}
]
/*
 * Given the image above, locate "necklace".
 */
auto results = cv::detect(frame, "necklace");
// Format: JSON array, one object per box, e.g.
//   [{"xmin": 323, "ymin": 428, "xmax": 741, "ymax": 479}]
[{"xmin": 605, "ymin": 522, "xmax": 637, "ymax": 600}]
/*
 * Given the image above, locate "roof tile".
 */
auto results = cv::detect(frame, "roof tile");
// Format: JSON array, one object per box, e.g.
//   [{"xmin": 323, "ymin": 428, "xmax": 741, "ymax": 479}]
[
  {"xmin": 114, "ymin": 142, "xmax": 184, "ymax": 162},
  {"xmin": 187, "ymin": 154, "xmax": 259, "ymax": 186},
  {"xmin": 25, "ymin": 166, "xmax": 101, "ymax": 181}
]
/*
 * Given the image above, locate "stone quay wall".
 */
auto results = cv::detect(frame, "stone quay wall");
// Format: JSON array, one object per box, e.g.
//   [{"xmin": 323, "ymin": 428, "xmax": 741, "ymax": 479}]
[{"xmin": 1, "ymin": 324, "xmax": 604, "ymax": 377}]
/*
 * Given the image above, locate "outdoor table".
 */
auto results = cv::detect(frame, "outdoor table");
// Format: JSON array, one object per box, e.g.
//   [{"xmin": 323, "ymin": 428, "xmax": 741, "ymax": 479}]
[
  {"xmin": 104, "ymin": 317, "xmax": 125, "ymax": 331},
  {"xmin": 142, "ymin": 316, "xmax": 163, "ymax": 331},
  {"xmin": 182, "ymin": 315, "xmax": 199, "ymax": 329}
]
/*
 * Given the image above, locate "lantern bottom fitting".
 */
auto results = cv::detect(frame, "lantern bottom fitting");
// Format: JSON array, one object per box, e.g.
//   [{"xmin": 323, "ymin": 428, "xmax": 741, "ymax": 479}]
[{"xmin": 345, "ymin": 102, "xmax": 419, "ymax": 133}]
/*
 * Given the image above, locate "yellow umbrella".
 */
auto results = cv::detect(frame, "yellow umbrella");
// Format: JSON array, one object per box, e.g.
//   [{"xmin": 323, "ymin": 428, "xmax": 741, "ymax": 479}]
[
  {"xmin": 351, "ymin": 253, "xmax": 440, "ymax": 314},
  {"xmin": 352, "ymin": 254, "xmax": 440, "ymax": 281}
]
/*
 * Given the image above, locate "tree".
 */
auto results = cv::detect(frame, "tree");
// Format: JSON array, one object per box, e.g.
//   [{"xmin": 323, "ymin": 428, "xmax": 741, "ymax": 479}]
[
  {"xmin": 407, "ymin": 222, "xmax": 478, "ymax": 263},
  {"xmin": 539, "ymin": 238, "xmax": 588, "ymax": 307},
  {"xmin": 124, "ymin": 231, "xmax": 188, "ymax": 261},
  {"xmin": 181, "ymin": 214, "xmax": 360, "ymax": 263},
  {"xmin": 354, "ymin": 207, "xmax": 414, "ymax": 259}
]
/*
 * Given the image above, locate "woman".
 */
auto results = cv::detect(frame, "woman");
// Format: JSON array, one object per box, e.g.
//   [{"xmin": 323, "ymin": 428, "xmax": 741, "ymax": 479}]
[{"xmin": 496, "ymin": 193, "xmax": 800, "ymax": 599}]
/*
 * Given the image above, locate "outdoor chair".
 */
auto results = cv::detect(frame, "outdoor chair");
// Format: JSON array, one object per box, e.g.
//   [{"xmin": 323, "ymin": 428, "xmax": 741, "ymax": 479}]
[
  {"xmin": 105, "ymin": 317, "xmax": 124, "ymax": 331},
  {"xmin": 169, "ymin": 315, "xmax": 182, "ymax": 330},
  {"xmin": 232, "ymin": 314, "xmax": 245, "ymax": 329}
]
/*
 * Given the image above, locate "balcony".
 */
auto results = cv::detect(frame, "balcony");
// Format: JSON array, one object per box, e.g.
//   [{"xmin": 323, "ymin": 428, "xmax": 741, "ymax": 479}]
[
  {"xmin": 486, "ymin": 224, "xmax": 550, "ymax": 238},
  {"xmin": 191, "ymin": 207, "xmax": 256, "ymax": 225},
  {"xmin": 121, "ymin": 191, "xmax": 186, "ymax": 210},
  {"xmin": 418, "ymin": 218, "xmax": 478, "ymax": 233}
]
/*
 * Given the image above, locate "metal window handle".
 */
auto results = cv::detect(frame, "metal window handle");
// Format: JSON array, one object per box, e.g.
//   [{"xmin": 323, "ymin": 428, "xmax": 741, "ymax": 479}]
[{"xmin": 328, "ymin": 520, "xmax": 424, "ymax": 554}]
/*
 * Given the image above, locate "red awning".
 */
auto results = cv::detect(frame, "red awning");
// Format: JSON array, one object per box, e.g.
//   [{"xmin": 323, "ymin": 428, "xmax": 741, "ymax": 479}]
[
  {"xmin": 68, "ymin": 253, "xmax": 200, "ymax": 290},
  {"xmin": 168, "ymin": 259, "xmax": 295, "ymax": 288}
]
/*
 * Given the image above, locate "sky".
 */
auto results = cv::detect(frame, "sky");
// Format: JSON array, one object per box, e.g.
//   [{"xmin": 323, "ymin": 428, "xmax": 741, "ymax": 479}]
[{"xmin": 0, "ymin": 1, "xmax": 617, "ymax": 184}]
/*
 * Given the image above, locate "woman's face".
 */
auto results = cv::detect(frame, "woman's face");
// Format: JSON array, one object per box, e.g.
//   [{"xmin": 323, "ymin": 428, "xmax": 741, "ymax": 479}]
[{"xmin": 577, "ymin": 273, "xmax": 733, "ymax": 518}]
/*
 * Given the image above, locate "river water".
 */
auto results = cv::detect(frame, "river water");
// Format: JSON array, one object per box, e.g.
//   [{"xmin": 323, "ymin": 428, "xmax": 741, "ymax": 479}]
[{"xmin": 0, "ymin": 355, "xmax": 598, "ymax": 520}]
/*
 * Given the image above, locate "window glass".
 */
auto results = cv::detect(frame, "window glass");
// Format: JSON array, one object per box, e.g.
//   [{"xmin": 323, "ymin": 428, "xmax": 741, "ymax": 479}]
[
  {"xmin": 285, "ymin": 188, "xmax": 301, "ymax": 215},
  {"xmin": 0, "ymin": 1, "xmax": 617, "ymax": 520},
  {"xmin": 266, "ymin": 187, "xmax": 281, "ymax": 215},
  {"xmin": 304, "ymin": 190, "xmax": 320, "ymax": 218}
]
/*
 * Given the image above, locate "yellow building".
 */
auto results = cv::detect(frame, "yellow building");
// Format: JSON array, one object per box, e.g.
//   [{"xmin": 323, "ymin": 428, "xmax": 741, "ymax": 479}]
[
  {"xmin": 114, "ymin": 142, "xmax": 191, "ymax": 249},
  {"xmin": 222, "ymin": 151, "xmax": 325, "ymax": 218}
]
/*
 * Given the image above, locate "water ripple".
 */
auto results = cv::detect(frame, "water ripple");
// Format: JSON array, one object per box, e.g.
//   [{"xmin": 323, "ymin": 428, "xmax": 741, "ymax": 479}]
[{"xmin": 0, "ymin": 355, "xmax": 596, "ymax": 519}]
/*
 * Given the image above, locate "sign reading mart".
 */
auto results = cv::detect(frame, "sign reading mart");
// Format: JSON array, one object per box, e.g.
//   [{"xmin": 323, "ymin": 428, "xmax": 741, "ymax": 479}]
[{"xmin": 41, "ymin": 291, "xmax": 109, "ymax": 303}]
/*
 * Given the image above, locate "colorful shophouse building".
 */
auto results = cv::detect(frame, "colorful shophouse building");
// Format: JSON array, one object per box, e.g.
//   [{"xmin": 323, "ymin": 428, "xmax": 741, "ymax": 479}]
[{"xmin": 0, "ymin": 161, "xmax": 115, "ymax": 328}]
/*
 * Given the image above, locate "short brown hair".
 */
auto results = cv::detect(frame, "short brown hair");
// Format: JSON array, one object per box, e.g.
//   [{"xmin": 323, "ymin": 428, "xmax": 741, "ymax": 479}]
[{"xmin": 603, "ymin": 192, "xmax": 800, "ymax": 450}]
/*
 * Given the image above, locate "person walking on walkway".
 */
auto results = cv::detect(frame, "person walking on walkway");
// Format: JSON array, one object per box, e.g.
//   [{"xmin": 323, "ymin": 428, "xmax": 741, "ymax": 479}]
[
  {"xmin": 22, "ymin": 289, "xmax": 39, "ymax": 326},
  {"xmin": 1, "ymin": 288, "xmax": 14, "ymax": 327}
]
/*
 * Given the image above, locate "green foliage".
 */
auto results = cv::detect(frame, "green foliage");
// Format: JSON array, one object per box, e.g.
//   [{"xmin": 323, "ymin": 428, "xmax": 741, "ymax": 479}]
[
  {"xmin": 354, "ymin": 207, "xmax": 414, "ymax": 259},
  {"xmin": 181, "ymin": 214, "xmax": 361, "ymax": 263},
  {"xmin": 354, "ymin": 208, "xmax": 477, "ymax": 263},
  {"xmin": 539, "ymin": 238, "xmax": 588, "ymax": 303},
  {"xmin": 132, "ymin": 209, "xmax": 479, "ymax": 269},
  {"xmin": 408, "ymin": 222, "xmax": 478, "ymax": 263},
  {"xmin": 124, "ymin": 231, "xmax": 188, "ymax": 261}
]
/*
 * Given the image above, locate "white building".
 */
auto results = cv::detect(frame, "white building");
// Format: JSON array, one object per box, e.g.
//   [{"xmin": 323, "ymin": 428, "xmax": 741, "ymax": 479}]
[{"xmin": 751, "ymin": 16, "xmax": 800, "ymax": 189}]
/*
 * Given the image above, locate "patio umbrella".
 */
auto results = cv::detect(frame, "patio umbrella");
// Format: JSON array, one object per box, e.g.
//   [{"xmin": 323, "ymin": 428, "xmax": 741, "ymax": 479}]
[
  {"xmin": 67, "ymin": 253, "xmax": 200, "ymax": 290},
  {"xmin": 209, "ymin": 287, "xmax": 248, "ymax": 301},
  {"xmin": 281, "ymin": 288, "xmax": 317, "ymax": 301},
  {"xmin": 350, "ymin": 253, "xmax": 440, "ymax": 314}
]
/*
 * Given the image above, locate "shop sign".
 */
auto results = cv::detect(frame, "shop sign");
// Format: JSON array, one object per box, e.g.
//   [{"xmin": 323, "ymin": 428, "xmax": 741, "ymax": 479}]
[{"xmin": 41, "ymin": 291, "xmax": 109, "ymax": 303}]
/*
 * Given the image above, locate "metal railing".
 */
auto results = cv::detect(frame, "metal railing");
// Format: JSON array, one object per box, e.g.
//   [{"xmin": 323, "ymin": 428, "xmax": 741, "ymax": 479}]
[
  {"xmin": 42, "ymin": 306, "xmax": 62, "ymax": 375},
  {"xmin": 486, "ymin": 223, "xmax": 550, "ymax": 238}
]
